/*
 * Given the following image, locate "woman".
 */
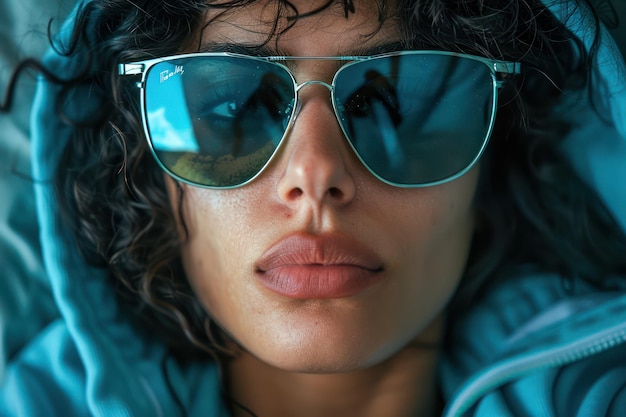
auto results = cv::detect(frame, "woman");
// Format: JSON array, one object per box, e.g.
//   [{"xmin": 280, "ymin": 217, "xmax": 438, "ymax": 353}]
[{"xmin": 1, "ymin": 0, "xmax": 625, "ymax": 415}]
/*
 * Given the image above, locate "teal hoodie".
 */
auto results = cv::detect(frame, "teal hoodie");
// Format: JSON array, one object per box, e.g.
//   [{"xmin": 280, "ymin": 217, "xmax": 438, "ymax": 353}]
[{"xmin": 0, "ymin": 0, "xmax": 625, "ymax": 416}]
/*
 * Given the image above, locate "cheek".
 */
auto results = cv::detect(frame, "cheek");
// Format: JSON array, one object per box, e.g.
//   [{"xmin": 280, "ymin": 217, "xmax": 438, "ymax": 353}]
[
  {"xmin": 165, "ymin": 178, "xmax": 249, "ymax": 320},
  {"xmin": 379, "ymin": 168, "xmax": 477, "ymax": 278},
  {"xmin": 366, "ymin": 171, "xmax": 477, "ymax": 346},
  {"xmin": 400, "ymin": 188, "xmax": 475, "ymax": 278},
  {"xmin": 165, "ymin": 178, "xmax": 288, "ymax": 335}
]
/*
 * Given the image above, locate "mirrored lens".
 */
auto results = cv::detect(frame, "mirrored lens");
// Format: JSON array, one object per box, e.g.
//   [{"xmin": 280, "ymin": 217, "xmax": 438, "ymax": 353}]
[
  {"xmin": 144, "ymin": 56, "xmax": 295, "ymax": 187},
  {"xmin": 334, "ymin": 53, "xmax": 495, "ymax": 185}
]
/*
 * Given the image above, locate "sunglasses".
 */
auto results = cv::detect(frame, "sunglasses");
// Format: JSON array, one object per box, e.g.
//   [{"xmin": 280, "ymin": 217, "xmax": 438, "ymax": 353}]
[{"xmin": 119, "ymin": 51, "xmax": 520, "ymax": 188}]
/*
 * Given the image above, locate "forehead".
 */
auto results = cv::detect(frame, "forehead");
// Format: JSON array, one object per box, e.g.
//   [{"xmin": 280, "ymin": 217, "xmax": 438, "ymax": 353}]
[{"xmin": 200, "ymin": 0, "xmax": 402, "ymax": 56}]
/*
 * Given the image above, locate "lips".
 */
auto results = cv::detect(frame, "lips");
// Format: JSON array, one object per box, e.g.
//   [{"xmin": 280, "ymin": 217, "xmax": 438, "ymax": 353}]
[{"xmin": 255, "ymin": 233, "xmax": 384, "ymax": 299}]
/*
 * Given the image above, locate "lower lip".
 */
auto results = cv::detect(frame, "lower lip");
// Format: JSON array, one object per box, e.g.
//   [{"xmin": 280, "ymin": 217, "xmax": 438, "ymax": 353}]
[{"xmin": 257, "ymin": 265, "xmax": 382, "ymax": 299}]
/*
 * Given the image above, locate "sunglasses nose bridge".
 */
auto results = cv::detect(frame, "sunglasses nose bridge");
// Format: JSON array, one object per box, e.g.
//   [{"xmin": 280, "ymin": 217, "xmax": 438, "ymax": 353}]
[
  {"xmin": 291, "ymin": 80, "xmax": 336, "ymax": 125},
  {"xmin": 295, "ymin": 80, "xmax": 334, "ymax": 92}
]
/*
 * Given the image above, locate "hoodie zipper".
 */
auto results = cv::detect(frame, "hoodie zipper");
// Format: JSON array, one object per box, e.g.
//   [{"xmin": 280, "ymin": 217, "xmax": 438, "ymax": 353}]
[{"xmin": 443, "ymin": 322, "xmax": 626, "ymax": 417}]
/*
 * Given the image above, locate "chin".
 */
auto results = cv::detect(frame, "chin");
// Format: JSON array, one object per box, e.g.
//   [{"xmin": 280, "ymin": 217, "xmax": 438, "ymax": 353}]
[
  {"xmin": 257, "ymin": 348, "xmax": 380, "ymax": 374},
  {"xmin": 241, "ymin": 316, "xmax": 424, "ymax": 375}
]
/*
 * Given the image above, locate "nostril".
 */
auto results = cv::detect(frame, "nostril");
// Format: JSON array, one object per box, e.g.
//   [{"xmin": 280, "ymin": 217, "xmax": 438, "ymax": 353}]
[
  {"xmin": 328, "ymin": 187, "xmax": 343, "ymax": 199},
  {"xmin": 288, "ymin": 188, "xmax": 304, "ymax": 200},
  {"xmin": 285, "ymin": 186, "xmax": 344, "ymax": 201}
]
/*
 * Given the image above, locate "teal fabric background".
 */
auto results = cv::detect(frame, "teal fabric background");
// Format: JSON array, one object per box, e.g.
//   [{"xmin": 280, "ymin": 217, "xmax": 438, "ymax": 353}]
[{"xmin": 0, "ymin": 0, "xmax": 75, "ymax": 384}]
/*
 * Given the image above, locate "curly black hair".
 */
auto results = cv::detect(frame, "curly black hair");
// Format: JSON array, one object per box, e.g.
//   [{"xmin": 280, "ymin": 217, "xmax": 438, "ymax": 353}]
[{"xmin": 9, "ymin": 0, "xmax": 625, "ymax": 362}]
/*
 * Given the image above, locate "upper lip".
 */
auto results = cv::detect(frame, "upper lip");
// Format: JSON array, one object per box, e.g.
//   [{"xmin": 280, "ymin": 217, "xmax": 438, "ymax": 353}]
[{"xmin": 255, "ymin": 233, "xmax": 384, "ymax": 272}]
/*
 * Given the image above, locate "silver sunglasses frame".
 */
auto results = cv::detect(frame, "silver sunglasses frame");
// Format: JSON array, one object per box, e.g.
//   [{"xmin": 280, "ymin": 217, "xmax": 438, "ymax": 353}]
[{"xmin": 119, "ymin": 50, "xmax": 521, "ymax": 189}]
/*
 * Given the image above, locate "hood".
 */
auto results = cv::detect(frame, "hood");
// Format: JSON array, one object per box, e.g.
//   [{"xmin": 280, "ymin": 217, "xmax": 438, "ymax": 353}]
[
  {"xmin": 440, "ymin": 2, "xmax": 626, "ymax": 413},
  {"xmin": 25, "ymin": 3, "xmax": 225, "ymax": 417},
  {"xmin": 549, "ymin": 0, "xmax": 626, "ymax": 231},
  {"xmin": 20, "ymin": 0, "xmax": 626, "ymax": 416}
]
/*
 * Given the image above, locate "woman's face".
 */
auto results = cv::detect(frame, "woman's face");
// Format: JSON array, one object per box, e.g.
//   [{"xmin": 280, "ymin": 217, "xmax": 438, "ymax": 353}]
[{"xmin": 167, "ymin": 0, "xmax": 479, "ymax": 372}]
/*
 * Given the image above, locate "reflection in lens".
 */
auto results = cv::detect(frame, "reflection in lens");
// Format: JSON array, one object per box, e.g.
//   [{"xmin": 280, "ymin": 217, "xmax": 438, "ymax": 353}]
[
  {"xmin": 145, "ymin": 56, "xmax": 295, "ymax": 187},
  {"xmin": 166, "ymin": 141, "xmax": 276, "ymax": 186},
  {"xmin": 343, "ymin": 69, "xmax": 402, "ymax": 135},
  {"xmin": 341, "ymin": 68, "xmax": 406, "ymax": 169},
  {"xmin": 230, "ymin": 71, "xmax": 293, "ymax": 157}
]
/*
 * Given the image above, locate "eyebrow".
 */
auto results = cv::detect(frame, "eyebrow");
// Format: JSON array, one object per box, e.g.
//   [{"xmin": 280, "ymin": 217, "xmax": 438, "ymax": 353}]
[{"xmin": 197, "ymin": 40, "xmax": 407, "ymax": 58}]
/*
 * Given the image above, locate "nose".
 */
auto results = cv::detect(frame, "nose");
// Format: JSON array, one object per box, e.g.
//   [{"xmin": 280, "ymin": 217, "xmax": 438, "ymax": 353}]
[{"xmin": 276, "ymin": 88, "xmax": 357, "ymax": 209}]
